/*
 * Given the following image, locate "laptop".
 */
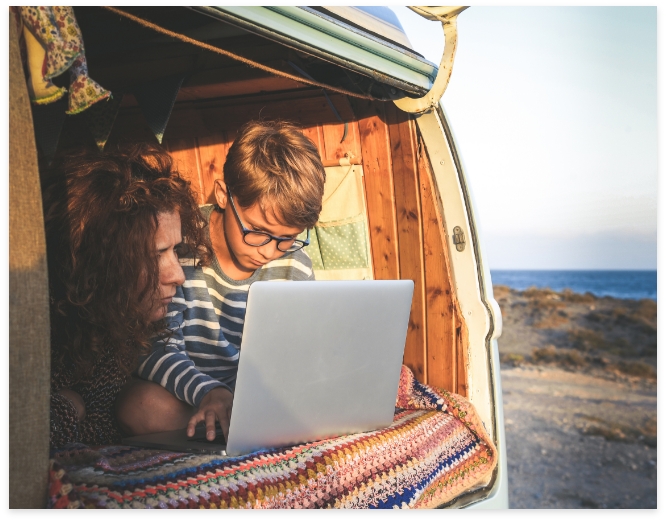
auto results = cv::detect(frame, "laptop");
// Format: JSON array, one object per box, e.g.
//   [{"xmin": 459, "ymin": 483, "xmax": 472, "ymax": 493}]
[{"xmin": 122, "ymin": 280, "xmax": 414, "ymax": 457}]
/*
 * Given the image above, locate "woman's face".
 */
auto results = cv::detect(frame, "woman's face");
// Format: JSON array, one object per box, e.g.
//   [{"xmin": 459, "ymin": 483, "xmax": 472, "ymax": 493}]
[{"xmin": 147, "ymin": 211, "xmax": 186, "ymax": 322}]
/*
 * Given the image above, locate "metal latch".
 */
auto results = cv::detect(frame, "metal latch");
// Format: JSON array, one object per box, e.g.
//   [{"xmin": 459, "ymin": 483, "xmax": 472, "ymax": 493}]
[{"xmin": 452, "ymin": 226, "xmax": 465, "ymax": 252}]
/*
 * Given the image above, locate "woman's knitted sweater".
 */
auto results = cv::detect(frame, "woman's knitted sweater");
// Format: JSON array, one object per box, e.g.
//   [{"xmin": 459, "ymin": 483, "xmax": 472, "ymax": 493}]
[{"xmin": 50, "ymin": 347, "xmax": 130, "ymax": 449}]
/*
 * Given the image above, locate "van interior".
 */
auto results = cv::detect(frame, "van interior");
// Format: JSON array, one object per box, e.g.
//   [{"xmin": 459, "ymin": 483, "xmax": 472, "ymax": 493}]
[
  {"xmin": 57, "ymin": 6, "xmax": 470, "ymax": 395},
  {"xmin": 10, "ymin": 6, "xmax": 505, "ymax": 508}
]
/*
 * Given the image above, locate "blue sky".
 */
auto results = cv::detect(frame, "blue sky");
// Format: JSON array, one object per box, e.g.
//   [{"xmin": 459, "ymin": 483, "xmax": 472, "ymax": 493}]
[{"xmin": 391, "ymin": 6, "xmax": 657, "ymax": 270}]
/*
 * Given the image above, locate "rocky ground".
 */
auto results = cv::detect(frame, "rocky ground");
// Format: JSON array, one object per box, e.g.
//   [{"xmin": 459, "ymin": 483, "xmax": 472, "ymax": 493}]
[{"xmin": 494, "ymin": 285, "xmax": 657, "ymax": 509}]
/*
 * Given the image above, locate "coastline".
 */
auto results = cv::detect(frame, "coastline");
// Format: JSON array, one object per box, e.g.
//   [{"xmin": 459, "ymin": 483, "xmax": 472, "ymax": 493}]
[
  {"xmin": 495, "ymin": 284, "xmax": 657, "ymax": 508},
  {"xmin": 494, "ymin": 284, "xmax": 656, "ymax": 381},
  {"xmin": 491, "ymin": 270, "xmax": 657, "ymax": 302}
]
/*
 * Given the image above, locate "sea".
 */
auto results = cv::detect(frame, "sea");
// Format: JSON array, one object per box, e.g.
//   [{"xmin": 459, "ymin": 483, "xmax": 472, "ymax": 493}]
[{"xmin": 490, "ymin": 270, "xmax": 657, "ymax": 301}]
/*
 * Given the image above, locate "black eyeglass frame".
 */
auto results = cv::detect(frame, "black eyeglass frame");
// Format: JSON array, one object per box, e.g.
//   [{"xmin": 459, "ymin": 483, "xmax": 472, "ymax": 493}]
[{"xmin": 226, "ymin": 188, "xmax": 310, "ymax": 253}]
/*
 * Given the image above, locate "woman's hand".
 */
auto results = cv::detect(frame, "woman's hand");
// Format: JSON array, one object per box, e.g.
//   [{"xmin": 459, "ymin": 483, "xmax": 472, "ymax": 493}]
[
  {"xmin": 187, "ymin": 387, "xmax": 234, "ymax": 441},
  {"xmin": 57, "ymin": 389, "xmax": 86, "ymax": 422}
]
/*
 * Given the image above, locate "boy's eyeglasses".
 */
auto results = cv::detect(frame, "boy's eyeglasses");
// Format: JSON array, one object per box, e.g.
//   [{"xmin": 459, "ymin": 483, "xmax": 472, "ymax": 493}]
[{"xmin": 227, "ymin": 188, "xmax": 310, "ymax": 253}]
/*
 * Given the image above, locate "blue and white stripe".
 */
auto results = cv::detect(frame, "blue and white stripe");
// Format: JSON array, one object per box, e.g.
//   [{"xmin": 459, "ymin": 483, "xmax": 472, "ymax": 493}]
[{"xmin": 136, "ymin": 204, "xmax": 315, "ymax": 406}]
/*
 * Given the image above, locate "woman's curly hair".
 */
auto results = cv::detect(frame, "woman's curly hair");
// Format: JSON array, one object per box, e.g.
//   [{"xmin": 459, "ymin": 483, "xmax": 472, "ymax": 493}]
[{"xmin": 43, "ymin": 143, "xmax": 213, "ymax": 379}]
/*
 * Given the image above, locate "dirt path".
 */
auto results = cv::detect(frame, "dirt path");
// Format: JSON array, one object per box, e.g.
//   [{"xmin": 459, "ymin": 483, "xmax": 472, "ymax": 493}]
[{"xmin": 501, "ymin": 365, "xmax": 657, "ymax": 508}]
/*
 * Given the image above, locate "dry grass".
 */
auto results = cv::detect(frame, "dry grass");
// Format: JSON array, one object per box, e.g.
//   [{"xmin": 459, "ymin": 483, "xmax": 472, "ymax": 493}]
[
  {"xmin": 532, "ymin": 345, "xmax": 587, "ymax": 368},
  {"xmin": 534, "ymin": 311, "xmax": 569, "ymax": 329},
  {"xmin": 561, "ymin": 288, "xmax": 597, "ymax": 303},
  {"xmin": 500, "ymin": 352, "xmax": 525, "ymax": 367},
  {"xmin": 585, "ymin": 311, "xmax": 606, "ymax": 324},
  {"xmin": 586, "ymin": 301, "xmax": 656, "ymax": 334},
  {"xmin": 609, "ymin": 360, "xmax": 657, "ymax": 380},
  {"xmin": 496, "ymin": 284, "xmax": 656, "ymax": 382},
  {"xmin": 577, "ymin": 414, "xmax": 657, "ymax": 447},
  {"xmin": 568, "ymin": 328, "xmax": 606, "ymax": 351},
  {"xmin": 522, "ymin": 286, "xmax": 558, "ymax": 299},
  {"xmin": 523, "ymin": 287, "xmax": 567, "ymax": 312},
  {"xmin": 493, "ymin": 285, "xmax": 511, "ymax": 299},
  {"xmin": 635, "ymin": 299, "xmax": 657, "ymax": 321},
  {"xmin": 568, "ymin": 328, "xmax": 639, "ymax": 357},
  {"xmin": 641, "ymin": 416, "xmax": 657, "ymax": 439},
  {"xmin": 611, "ymin": 307, "xmax": 656, "ymax": 334}
]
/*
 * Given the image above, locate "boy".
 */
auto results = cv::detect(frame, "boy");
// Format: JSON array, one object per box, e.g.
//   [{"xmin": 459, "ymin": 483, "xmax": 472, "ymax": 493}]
[{"xmin": 117, "ymin": 120, "xmax": 326, "ymax": 441}]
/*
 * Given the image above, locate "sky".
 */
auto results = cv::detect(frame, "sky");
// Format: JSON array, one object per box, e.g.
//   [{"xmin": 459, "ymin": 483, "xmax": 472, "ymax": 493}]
[{"xmin": 390, "ymin": 6, "xmax": 657, "ymax": 270}]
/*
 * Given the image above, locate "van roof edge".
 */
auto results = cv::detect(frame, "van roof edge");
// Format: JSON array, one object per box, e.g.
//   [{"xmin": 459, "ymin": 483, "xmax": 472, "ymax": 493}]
[{"xmin": 192, "ymin": 5, "xmax": 437, "ymax": 96}]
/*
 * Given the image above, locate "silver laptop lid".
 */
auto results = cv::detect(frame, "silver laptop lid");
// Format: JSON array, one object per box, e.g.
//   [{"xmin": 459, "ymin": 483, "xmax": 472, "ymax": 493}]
[{"xmin": 225, "ymin": 280, "xmax": 414, "ymax": 456}]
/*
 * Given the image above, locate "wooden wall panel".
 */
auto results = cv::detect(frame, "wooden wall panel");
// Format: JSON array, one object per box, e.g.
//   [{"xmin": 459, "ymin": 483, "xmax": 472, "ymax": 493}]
[
  {"xmin": 321, "ymin": 121, "xmax": 361, "ymax": 165},
  {"xmin": 163, "ymin": 118, "xmax": 364, "ymax": 205},
  {"xmin": 456, "ymin": 316, "xmax": 469, "ymax": 397},
  {"xmin": 192, "ymin": 95, "xmax": 355, "ymax": 135},
  {"xmin": 178, "ymin": 68, "xmax": 306, "ymax": 102},
  {"xmin": 163, "ymin": 138, "xmax": 204, "ymax": 204},
  {"xmin": 418, "ymin": 143, "xmax": 457, "ymax": 391},
  {"xmin": 301, "ymin": 126, "xmax": 325, "ymax": 159},
  {"xmin": 111, "ymin": 93, "xmax": 352, "ymax": 143},
  {"xmin": 350, "ymin": 99, "xmax": 399, "ymax": 281},
  {"xmin": 385, "ymin": 103, "xmax": 427, "ymax": 383},
  {"xmin": 197, "ymin": 134, "xmax": 232, "ymax": 205},
  {"xmin": 107, "ymin": 90, "xmax": 465, "ymax": 393},
  {"xmin": 111, "ymin": 93, "xmax": 362, "ymax": 173}
]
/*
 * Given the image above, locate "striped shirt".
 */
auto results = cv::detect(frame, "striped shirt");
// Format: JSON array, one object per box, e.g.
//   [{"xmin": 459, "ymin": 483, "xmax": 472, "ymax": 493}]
[{"xmin": 136, "ymin": 204, "xmax": 315, "ymax": 406}]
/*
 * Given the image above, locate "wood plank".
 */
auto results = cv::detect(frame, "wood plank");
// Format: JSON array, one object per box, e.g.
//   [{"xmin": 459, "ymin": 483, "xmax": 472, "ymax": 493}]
[
  {"xmin": 320, "ymin": 157, "xmax": 361, "ymax": 167},
  {"xmin": 301, "ymin": 125, "xmax": 325, "ymax": 162},
  {"xmin": 119, "ymin": 77, "xmax": 309, "ymax": 106},
  {"xmin": 321, "ymin": 120, "xmax": 361, "ymax": 165},
  {"xmin": 176, "ymin": 76, "xmax": 307, "ymax": 102},
  {"xmin": 350, "ymin": 99, "xmax": 399, "ymax": 281},
  {"xmin": 456, "ymin": 315, "xmax": 469, "ymax": 397},
  {"xmin": 211, "ymin": 92, "xmax": 354, "ymax": 129},
  {"xmin": 113, "ymin": 93, "xmax": 362, "ymax": 175},
  {"xmin": 418, "ymin": 139, "xmax": 456, "ymax": 391},
  {"xmin": 113, "ymin": 92, "xmax": 356, "ymax": 143},
  {"xmin": 418, "ymin": 132, "xmax": 468, "ymax": 395},
  {"xmin": 196, "ymin": 134, "xmax": 231, "ymax": 204},
  {"xmin": 163, "ymin": 138, "xmax": 204, "ymax": 204},
  {"xmin": 320, "ymin": 96, "xmax": 361, "ymax": 164},
  {"xmin": 385, "ymin": 103, "xmax": 427, "ymax": 383}
]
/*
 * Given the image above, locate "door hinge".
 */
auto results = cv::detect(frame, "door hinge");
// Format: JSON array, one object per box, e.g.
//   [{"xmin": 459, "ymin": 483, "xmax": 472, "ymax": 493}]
[{"xmin": 452, "ymin": 226, "xmax": 466, "ymax": 252}]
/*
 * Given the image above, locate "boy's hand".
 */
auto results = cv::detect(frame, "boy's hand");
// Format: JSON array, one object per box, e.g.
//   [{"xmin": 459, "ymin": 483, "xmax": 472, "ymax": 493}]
[{"xmin": 187, "ymin": 387, "xmax": 234, "ymax": 441}]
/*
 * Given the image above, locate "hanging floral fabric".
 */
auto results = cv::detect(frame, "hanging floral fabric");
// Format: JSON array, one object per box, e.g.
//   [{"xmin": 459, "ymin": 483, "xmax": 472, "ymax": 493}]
[
  {"xmin": 19, "ymin": 6, "xmax": 80, "ymax": 80},
  {"xmin": 20, "ymin": 20, "xmax": 67, "ymax": 105},
  {"xmin": 17, "ymin": 6, "xmax": 111, "ymax": 114}
]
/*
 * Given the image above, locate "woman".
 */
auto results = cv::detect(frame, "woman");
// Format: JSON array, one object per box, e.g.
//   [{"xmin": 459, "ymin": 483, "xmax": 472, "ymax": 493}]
[{"xmin": 43, "ymin": 143, "xmax": 212, "ymax": 448}]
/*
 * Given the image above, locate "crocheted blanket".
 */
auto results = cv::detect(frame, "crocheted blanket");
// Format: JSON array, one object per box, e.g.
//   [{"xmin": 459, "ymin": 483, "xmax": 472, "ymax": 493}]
[{"xmin": 48, "ymin": 366, "xmax": 497, "ymax": 509}]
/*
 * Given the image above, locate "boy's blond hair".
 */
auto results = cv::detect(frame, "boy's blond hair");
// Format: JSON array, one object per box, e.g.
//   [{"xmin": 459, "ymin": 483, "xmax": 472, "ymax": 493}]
[{"xmin": 223, "ymin": 120, "xmax": 326, "ymax": 229}]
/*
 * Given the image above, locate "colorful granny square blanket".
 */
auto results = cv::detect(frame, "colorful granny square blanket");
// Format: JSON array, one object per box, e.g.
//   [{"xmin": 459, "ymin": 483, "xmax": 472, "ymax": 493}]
[{"xmin": 48, "ymin": 366, "xmax": 497, "ymax": 509}]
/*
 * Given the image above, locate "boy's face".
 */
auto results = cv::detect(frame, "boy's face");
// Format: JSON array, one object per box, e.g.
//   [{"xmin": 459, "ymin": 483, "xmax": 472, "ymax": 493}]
[{"xmin": 214, "ymin": 181, "xmax": 305, "ymax": 274}]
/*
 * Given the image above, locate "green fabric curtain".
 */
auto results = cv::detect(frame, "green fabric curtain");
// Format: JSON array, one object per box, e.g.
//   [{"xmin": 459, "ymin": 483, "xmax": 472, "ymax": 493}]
[{"xmin": 302, "ymin": 164, "xmax": 374, "ymax": 280}]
